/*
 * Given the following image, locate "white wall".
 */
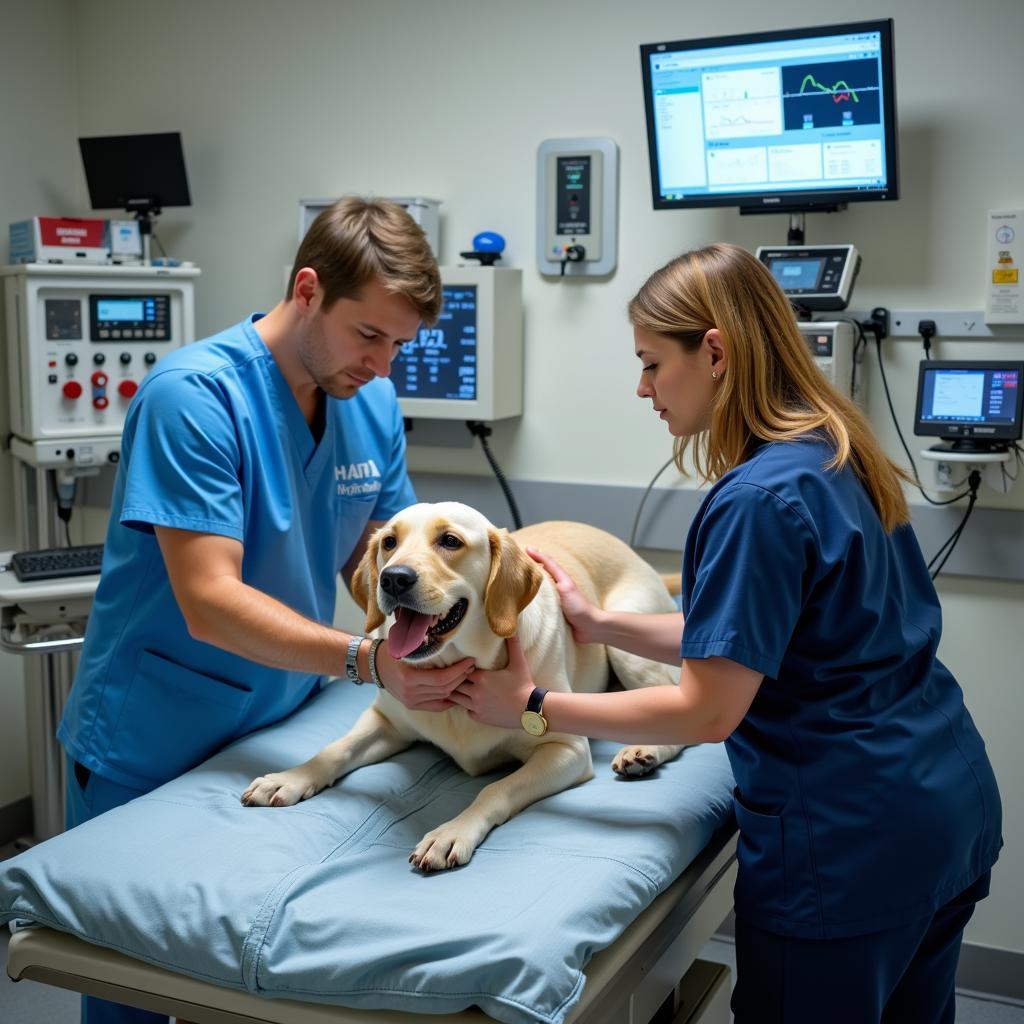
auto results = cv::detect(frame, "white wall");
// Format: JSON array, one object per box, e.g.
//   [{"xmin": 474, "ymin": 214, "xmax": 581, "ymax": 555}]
[
  {"xmin": 0, "ymin": 0, "xmax": 81, "ymax": 810},
  {"xmin": 1, "ymin": 0, "xmax": 1021, "ymax": 953}
]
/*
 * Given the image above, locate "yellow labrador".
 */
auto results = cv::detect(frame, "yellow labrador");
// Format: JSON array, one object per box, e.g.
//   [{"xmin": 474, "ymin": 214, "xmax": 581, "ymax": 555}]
[{"xmin": 242, "ymin": 502, "xmax": 682, "ymax": 870}]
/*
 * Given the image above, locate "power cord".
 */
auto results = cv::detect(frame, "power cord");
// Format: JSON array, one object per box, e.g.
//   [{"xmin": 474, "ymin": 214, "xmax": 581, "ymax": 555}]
[
  {"xmin": 866, "ymin": 317, "xmax": 972, "ymax": 507},
  {"xmin": 465, "ymin": 421, "xmax": 523, "ymax": 530},
  {"xmin": 928, "ymin": 470, "xmax": 982, "ymax": 580},
  {"xmin": 917, "ymin": 319, "xmax": 936, "ymax": 360},
  {"xmin": 629, "ymin": 454, "xmax": 677, "ymax": 549}
]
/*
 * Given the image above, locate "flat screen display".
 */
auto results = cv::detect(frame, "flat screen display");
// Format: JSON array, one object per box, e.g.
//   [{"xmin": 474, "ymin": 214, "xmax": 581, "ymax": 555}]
[
  {"xmin": 96, "ymin": 298, "xmax": 148, "ymax": 322},
  {"xmin": 767, "ymin": 257, "xmax": 823, "ymax": 291},
  {"xmin": 392, "ymin": 285, "xmax": 477, "ymax": 402},
  {"xmin": 915, "ymin": 361, "xmax": 1024, "ymax": 447},
  {"xmin": 640, "ymin": 19, "xmax": 898, "ymax": 211},
  {"xmin": 918, "ymin": 367, "xmax": 1020, "ymax": 426}
]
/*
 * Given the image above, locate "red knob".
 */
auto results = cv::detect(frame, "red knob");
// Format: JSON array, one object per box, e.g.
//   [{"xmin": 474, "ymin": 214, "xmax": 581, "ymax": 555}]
[
  {"xmin": 118, "ymin": 379, "xmax": 138, "ymax": 399},
  {"xmin": 62, "ymin": 380, "xmax": 83, "ymax": 400},
  {"xmin": 93, "ymin": 395, "xmax": 110, "ymax": 410},
  {"xmin": 91, "ymin": 371, "xmax": 109, "ymax": 387}
]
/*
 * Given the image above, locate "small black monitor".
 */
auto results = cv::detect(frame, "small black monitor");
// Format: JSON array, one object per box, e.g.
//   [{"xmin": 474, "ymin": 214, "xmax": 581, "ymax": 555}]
[
  {"xmin": 914, "ymin": 361, "xmax": 1024, "ymax": 451},
  {"xmin": 640, "ymin": 19, "xmax": 899, "ymax": 214},
  {"xmin": 78, "ymin": 132, "xmax": 191, "ymax": 214}
]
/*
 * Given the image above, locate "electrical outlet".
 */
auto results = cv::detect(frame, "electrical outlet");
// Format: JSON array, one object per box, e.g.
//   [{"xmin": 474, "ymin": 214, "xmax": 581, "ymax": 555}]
[{"xmin": 936, "ymin": 461, "xmax": 954, "ymax": 489}]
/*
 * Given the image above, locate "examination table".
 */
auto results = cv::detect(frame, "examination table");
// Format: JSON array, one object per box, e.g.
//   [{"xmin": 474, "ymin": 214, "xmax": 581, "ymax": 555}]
[{"xmin": 3, "ymin": 680, "xmax": 737, "ymax": 1024}]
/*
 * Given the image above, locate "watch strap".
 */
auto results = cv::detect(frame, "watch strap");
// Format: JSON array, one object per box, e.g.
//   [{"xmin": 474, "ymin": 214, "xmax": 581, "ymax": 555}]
[{"xmin": 526, "ymin": 687, "xmax": 548, "ymax": 714}]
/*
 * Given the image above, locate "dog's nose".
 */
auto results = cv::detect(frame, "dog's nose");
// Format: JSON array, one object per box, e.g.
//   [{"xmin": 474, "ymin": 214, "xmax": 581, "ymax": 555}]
[{"xmin": 379, "ymin": 565, "xmax": 418, "ymax": 597}]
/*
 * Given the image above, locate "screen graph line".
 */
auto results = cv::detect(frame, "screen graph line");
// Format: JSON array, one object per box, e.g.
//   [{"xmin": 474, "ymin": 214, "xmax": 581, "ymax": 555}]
[{"xmin": 797, "ymin": 74, "xmax": 861, "ymax": 103}]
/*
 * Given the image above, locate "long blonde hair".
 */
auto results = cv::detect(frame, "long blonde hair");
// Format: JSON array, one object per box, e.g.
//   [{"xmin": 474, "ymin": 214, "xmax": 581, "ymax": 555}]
[{"xmin": 628, "ymin": 243, "xmax": 910, "ymax": 532}]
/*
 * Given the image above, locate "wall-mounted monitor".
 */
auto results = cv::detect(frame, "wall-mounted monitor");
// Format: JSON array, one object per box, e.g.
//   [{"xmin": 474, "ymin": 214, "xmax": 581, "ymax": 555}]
[
  {"xmin": 391, "ymin": 265, "xmax": 523, "ymax": 421},
  {"xmin": 915, "ymin": 361, "xmax": 1024, "ymax": 451},
  {"xmin": 78, "ymin": 132, "xmax": 191, "ymax": 213},
  {"xmin": 640, "ymin": 19, "xmax": 899, "ymax": 214}
]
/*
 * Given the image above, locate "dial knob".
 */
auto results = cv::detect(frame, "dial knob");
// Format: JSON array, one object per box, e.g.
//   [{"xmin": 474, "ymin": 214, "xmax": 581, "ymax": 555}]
[
  {"xmin": 118, "ymin": 380, "xmax": 139, "ymax": 399},
  {"xmin": 62, "ymin": 380, "xmax": 83, "ymax": 400}
]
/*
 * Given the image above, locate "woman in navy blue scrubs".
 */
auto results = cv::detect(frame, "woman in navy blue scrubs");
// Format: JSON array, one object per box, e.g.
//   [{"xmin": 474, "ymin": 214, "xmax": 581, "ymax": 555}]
[{"xmin": 453, "ymin": 243, "xmax": 1002, "ymax": 1023}]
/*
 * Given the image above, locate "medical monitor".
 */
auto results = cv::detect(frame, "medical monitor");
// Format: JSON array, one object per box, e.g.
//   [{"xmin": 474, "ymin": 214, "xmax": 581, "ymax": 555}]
[
  {"xmin": 640, "ymin": 19, "xmax": 899, "ymax": 213},
  {"xmin": 391, "ymin": 266, "xmax": 523, "ymax": 421},
  {"xmin": 78, "ymin": 132, "xmax": 191, "ymax": 214},
  {"xmin": 914, "ymin": 361, "xmax": 1024, "ymax": 450}
]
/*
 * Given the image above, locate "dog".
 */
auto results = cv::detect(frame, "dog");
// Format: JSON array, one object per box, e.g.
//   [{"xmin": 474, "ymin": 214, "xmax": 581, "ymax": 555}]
[{"xmin": 242, "ymin": 502, "xmax": 683, "ymax": 871}]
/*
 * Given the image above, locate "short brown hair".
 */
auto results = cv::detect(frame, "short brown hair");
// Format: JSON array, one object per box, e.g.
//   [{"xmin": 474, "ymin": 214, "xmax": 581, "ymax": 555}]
[
  {"xmin": 629, "ymin": 243, "xmax": 910, "ymax": 532},
  {"xmin": 286, "ymin": 197, "xmax": 442, "ymax": 325}
]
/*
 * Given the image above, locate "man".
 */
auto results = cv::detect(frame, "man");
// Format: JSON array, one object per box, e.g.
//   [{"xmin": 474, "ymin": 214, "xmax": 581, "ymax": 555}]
[{"xmin": 58, "ymin": 197, "xmax": 473, "ymax": 1024}]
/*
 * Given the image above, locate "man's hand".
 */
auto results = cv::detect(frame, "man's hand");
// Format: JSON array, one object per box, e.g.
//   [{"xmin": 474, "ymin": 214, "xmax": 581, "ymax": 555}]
[
  {"xmin": 373, "ymin": 643, "xmax": 475, "ymax": 712},
  {"xmin": 448, "ymin": 636, "xmax": 535, "ymax": 729}
]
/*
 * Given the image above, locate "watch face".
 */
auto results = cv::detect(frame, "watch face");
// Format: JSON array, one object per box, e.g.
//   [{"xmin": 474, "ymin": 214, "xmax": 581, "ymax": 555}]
[{"xmin": 521, "ymin": 711, "xmax": 547, "ymax": 736}]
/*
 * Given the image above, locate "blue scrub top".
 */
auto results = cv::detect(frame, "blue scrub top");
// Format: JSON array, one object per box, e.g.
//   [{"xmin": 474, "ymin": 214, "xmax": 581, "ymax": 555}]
[
  {"xmin": 681, "ymin": 437, "xmax": 1002, "ymax": 939},
  {"xmin": 59, "ymin": 315, "xmax": 415, "ymax": 791}
]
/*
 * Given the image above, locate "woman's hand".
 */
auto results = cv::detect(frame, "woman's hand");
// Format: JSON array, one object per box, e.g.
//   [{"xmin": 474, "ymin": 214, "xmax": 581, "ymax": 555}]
[
  {"xmin": 526, "ymin": 546, "xmax": 605, "ymax": 645},
  {"xmin": 373, "ymin": 644, "xmax": 475, "ymax": 711},
  {"xmin": 448, "ymin": 636, "xmax": 535, "ymax": 729}
]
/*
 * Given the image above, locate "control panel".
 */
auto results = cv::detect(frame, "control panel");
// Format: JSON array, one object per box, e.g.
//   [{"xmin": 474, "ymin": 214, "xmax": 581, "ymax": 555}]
[
  {"xmin": 756, "ymin": 244, "xmax": 861, "ymax": 311},
  {"xmin": 797, "ymin": 320, "xmax": 862, "ymax": 399},
  {"xmin": 536, "ymin": 137, "xmax": 619, "ymax": 277},
  {"xmin": 2, "ymin": 263, "xmax": 199, "ymax": 441}
]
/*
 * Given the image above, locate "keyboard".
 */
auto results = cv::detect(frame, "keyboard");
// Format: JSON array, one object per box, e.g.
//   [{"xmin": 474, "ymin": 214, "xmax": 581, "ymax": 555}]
[{"xmin": 10, "ymin": 544, "xmax": 105, "ymax": 583}]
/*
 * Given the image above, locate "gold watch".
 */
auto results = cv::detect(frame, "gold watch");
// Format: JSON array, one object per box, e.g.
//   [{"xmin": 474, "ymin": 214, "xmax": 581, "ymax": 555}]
[{"xmin": 520, "ymin": 687, "xmax": 549, "ymax": 736}]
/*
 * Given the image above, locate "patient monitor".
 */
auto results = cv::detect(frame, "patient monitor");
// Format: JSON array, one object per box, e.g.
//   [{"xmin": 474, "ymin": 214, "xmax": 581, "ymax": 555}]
[{"xmin": 392, "ymin": 265, "xmax": 523, "ymax": 421}]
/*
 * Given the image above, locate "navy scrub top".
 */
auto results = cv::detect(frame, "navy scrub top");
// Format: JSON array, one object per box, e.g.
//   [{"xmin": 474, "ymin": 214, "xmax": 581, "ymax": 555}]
[
  {"xmin": 59, "ymin": 316, "xmax": 415, "ymax": 791},
  {"xmin": 681, "ymin": 437, "xmax": 1002, "ymax": 939}
]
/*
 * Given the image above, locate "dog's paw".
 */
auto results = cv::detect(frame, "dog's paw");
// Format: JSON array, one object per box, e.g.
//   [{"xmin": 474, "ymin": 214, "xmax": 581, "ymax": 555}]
[
  {"xmin": 611, "ymin": 746, "xmax": 661, "ymax": 777},
  {"xmin": 240, "ymin": 768, "xmax": 325, "ymax": 807},
  {"xmin": 409, "ymin": 821, "xmax": 482, "ymax": 872}
]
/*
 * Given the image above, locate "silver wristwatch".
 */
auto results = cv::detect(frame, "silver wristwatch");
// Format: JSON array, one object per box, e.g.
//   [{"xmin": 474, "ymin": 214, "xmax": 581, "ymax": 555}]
[{"xmin": 345, "ymin": 635, "xmax": 365, "ymax": 684}]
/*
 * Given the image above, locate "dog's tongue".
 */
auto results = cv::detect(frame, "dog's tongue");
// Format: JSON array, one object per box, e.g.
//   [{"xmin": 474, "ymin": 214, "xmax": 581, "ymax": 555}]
[{"xmin": 388, "ymin": 607, "xmax": 433, "ymax": 659}]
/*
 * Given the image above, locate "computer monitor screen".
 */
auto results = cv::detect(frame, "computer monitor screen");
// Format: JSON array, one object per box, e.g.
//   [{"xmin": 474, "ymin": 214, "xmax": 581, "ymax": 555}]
[
  {"xmin": 392, "ymin": 285, "xmax": 478, "ymax": 403},
  {"xmin": 640, "ymin": 19, "xmax": 898, "ymax": 212},
  {"xmin": 915, "ymin": 361, "xmax": 1024, "ymax": 448},
  {"xmin": 78, "ymin": 132, "xmax": 191, "ymax": 212}
]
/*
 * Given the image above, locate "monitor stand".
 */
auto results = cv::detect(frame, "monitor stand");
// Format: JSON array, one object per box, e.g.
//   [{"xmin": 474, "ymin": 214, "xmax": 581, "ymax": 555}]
[{"xmin": 739, "ymin": 204, "xmax": 847, "ymax": 244}]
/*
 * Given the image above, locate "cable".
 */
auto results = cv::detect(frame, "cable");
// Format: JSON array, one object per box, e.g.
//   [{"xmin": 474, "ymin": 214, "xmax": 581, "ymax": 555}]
[
  {"xmin": 151, "ymin": 233, "xmax": 168, "ymax": 258},
  {"xmin": 928, "ymin": 470, "xmax": 982, "ymax": 580},
  {"xmin": 465, "ymin": 421, "xmax": 522, "ymax": 530},
  {"xmin": 629, "ymin": 454, "xmax": 677, "ymax": 549},
  {"xmin": 917, "ymin": 319, "xmax": 936, "ymax": 360},
  {"xmin": 63, "ymin": 519, "xmax": 72, "ymax": 548},
  {"xmin": 873, "ymin": 334, "xmax": 971, "ymax": 506}
]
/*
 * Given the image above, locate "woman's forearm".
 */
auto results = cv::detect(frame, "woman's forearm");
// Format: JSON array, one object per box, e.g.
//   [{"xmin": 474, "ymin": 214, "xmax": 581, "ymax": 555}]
[
  {"xmin": 591, "ymin": 610, "xmax": 685, "ymax": 666},
  {"xmin": 542, "ymin": 684, "xmax": 723, "ymax": 745}
]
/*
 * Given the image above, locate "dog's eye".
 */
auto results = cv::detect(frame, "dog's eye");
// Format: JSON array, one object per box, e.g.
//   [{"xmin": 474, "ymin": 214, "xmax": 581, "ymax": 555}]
[
  {"xmin": 439, "ymin": 533, "xmax": 463, "ymax": 550},
  {"xmin": 381, "ymin": 535, "xmax": 397, "ymax": 551}
]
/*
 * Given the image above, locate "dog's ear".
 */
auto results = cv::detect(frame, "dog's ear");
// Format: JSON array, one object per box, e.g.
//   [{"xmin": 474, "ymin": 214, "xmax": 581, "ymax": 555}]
[
  {"xmin": 484, "ymin": 528, "xmax": 543, "ymax": 637},
  {"xmin": 351, "ymin": 530, "xmax": 386, "ymax": 633}
]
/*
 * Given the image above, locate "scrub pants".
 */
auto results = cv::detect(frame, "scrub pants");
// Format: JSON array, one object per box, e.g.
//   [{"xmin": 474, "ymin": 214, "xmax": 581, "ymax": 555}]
[
  {"xmin": 64, "ymin": 756, "xmax": 170, "ymax": 1024},
  {"xmin": 731, "ymin": 871, "xmax": 990, "ymax": 1024}
]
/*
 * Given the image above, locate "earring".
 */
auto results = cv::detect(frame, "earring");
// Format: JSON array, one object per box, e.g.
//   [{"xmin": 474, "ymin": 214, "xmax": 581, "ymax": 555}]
[{"xmin": 711, "ymin": 370, "xmax": 720, "ymax": 380}]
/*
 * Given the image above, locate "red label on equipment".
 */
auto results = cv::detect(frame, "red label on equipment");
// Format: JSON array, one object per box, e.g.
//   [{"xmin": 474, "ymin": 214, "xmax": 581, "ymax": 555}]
[{"xmin": 38, "ymin": 217, "xmax": 107, "ymax": 248}]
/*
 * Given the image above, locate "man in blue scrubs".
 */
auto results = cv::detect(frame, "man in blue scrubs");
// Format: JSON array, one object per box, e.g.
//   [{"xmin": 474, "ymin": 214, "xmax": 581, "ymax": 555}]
[
  {"xmin": 59, "ymin": 197, "xmax": 474, "ymax": 1024},
  {"xmin": 455, "ymin": 243, "xmax": 1002, "ymax": 1023}
]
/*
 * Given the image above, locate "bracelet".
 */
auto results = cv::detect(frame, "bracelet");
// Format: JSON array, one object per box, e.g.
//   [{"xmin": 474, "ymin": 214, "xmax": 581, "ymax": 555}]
[
  {"xmin": 345, "ymin": 635, "xmax": 366, "ymax": 684},
  {"xmin": 368, "ymin": 638, "xmax": 385, "ymax": 688}
]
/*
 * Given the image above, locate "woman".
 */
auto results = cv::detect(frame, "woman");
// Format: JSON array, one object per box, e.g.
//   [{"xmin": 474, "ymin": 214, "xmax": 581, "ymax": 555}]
[{"xmin": 450, "ymin": 243, "xmax": 1002, "ymax": 1023}]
